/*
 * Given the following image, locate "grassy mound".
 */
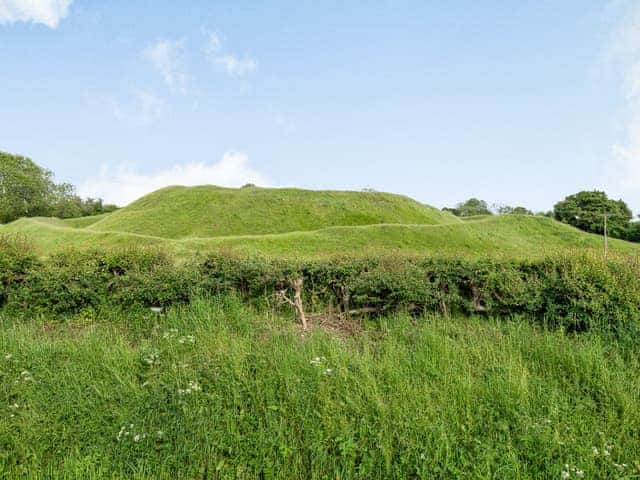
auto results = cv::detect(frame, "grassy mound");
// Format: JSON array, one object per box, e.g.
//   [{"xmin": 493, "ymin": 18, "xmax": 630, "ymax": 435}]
[
  {"xmin": 2, "ymin": 299, "xmax": 639, "ymax": 478},
  {"xmin": 2, "ymin": 214, "xmax": 638, "ymax": 260},
  {"xmin": 86, "ymin": 186, "xmax": 459, "ymax": 238},
  {"xmin": 1, "ymin": 185, "xmax": 637, "ymax": 259}
]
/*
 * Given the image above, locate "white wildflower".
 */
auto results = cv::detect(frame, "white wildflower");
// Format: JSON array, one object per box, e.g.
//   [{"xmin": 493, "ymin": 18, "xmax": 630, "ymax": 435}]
[
  {"xmin": 324, "ymin": 368, "xmax": 333, "ymax": 375},
  {"xmin": 162, "ymin": 328, "xmax": 179, "ymax": 340},
  {"xmin": 561, "ymin": 471, "xmax": 570, "ymax": 480},
  {"xmin": 592, "ymin": 447, "xmax": 599, "ymax": 456},
  {"xmin": 8, "ymin": 403, "xmax": 18, "ymax": 410},
  {"xmin": 4, "ymin": 353, "xmax": 12, "ymax": 360},
  {"xmin": 310, "ymin": 356, "xmax": 326, "ymax": 366},
  {"xmin": 143, "ymin": 350, "xmax": 160, "ymax": 366},
  {"xmin": 178, "ymin": 380, "xmax": 201, "ymax": 395},
  {"xmin": 178, "ymin": 335, "xmax": 195, "ymax": 345},
  {"xmin": 150, "ymin": 307, "xmax": 163, "ymax": 314},
  {"xmin": 575, "ymin": 469, "xmax": 584, "ymax": 478}
]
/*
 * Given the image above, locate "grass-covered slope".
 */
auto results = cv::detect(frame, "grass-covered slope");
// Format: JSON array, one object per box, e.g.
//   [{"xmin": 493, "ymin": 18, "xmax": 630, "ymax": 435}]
[
  {"xmin": 2, "ymin": 213, "xmax": 638, "ymax": 259},
  {"xmin": 87, "ymin": 186, "xmax": 459, "ymax": 238},
  {"xmin": 1, "ymin": 185, "xmax": 638, "ymax": 259}
]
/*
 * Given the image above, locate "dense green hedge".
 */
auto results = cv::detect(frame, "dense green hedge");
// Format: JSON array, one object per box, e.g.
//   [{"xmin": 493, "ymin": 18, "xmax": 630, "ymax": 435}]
[{"xmin": 1, "ymin": 241, "xmax": 639, "ymax": 334}]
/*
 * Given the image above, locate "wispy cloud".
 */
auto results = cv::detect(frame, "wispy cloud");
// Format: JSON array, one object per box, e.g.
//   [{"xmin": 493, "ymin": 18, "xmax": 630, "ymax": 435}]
[
  {"xmin": 606, "ymin": 2, "xmax": 640, "ymax": 201},
  {"xmin": 79, "ymin": 152, "xmax": 269, "ymax": 206},
  {"xmin": 204, "ymin": 30, "xmax": 257, "ymax": 76},
  {"xmin": 0, "ymin": 0, "xmax": 73, "ymax": 28},
  {"xmin": 214, "ymin": 55, "xmax": 257, "ymax": 76},
  {"xmin": 110, "ymin": 89, "xmax": 164, "ymax": 127},
  {"xmin": 144, "ymin": 39, "xmax": 188, "ymax": 91}
]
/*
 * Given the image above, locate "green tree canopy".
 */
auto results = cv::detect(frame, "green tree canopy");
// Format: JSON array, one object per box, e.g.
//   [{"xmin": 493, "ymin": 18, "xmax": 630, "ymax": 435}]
[
  {"xmin": 0, "ymin": 151, "xmax": 117, "ymax": 224},
  {"xmin": 444, "ymin": 198, "xmax": 493, "ymax": 217},
  {"xmin": 553, "ymin": 191, "xmax": 632, "ymax": 238},
  {"xmin": 0, "ymin": 152, "xmax": 54, "ymax": 223},
  {"xmin": 496, "ymin": 205, "xmax": 533, "ymax": 215}
]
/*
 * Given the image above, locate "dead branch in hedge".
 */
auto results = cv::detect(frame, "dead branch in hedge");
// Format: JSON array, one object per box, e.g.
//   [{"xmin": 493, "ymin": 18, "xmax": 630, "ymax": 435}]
[{"xmin": 276, "ymin": 278, "xmax": 308, "ymax": 329}]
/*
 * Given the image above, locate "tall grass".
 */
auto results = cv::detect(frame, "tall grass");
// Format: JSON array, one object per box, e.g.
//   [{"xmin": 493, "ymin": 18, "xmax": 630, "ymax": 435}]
[{"xmin": 1, "ymin": 298, "xmax": 639, "ymax": 479}]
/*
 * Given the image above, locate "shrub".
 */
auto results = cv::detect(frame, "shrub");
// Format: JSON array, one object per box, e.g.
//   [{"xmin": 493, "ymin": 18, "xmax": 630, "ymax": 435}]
[{"xmin": 1, "ymin": 243, "xmax": 639, "ymax": 335}]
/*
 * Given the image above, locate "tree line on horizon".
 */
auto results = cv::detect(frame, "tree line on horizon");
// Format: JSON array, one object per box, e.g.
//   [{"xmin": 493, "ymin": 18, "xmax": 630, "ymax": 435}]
[
  {"xmin": 0, "ymin": 151, "xmax": 117, "ymax": 224},
  {"xmin": 445, "ymin": 192, "xmax": 640, "ymax": 242}
]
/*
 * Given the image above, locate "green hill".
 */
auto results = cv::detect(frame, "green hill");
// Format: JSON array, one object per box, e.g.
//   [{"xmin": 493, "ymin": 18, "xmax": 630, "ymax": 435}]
[
  {"xmin": 1, "ymin": 185, "xmax": 637, "ymax": 259},
  {"xmin": 85, "ymin": 186, "xmax": 459, "ymax": 238}
]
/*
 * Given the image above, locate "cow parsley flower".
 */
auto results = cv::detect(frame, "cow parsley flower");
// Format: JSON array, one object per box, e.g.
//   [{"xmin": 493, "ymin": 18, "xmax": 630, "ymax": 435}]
[{"xmin": 178, "ymin": 335, "xmax": 195, "ymax": 345}]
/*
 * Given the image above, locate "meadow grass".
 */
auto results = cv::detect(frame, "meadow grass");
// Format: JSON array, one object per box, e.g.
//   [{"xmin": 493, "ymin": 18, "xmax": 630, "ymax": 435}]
[{"xmin": 1, "ymin": 297, "xmax": 639, "ymax": 479}]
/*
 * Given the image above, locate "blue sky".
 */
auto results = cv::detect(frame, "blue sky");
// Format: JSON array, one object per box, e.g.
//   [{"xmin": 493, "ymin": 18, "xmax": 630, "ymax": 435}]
[{"xmin": 1, "ymin": 1, "xmax": 640, "ymax": 211}]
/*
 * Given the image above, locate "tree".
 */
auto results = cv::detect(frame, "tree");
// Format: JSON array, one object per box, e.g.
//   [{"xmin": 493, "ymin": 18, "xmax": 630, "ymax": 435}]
[
  {"xmin": 0, "ymin": 151, "xmax": 118, "ymax": 223},
  {"xmin": 553, "ymin": 191, "xmax": 632, "ymax": 238},
  {"xmin": 0, "ymin": 152, "xmax": 55, "ymax": 223},
  {"xmin": 626, "ymin": 221, "xmax": 640, "ymax": 242},
  {"xmin": 444, "ymin": 198, "xmax": 493, "ymax": 217},
  {"xmin": 496, "ymin": 205, "xmax": 533, "ymax": 215}
]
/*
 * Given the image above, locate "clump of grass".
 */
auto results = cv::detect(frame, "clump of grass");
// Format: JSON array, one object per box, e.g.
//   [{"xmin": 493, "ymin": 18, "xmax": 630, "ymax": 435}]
[{"xmin": 1, "ymin": 297, "xmax": 639, "ymax": 478}]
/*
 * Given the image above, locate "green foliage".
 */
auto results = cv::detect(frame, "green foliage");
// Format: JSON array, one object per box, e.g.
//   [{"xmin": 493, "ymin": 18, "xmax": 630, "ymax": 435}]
[
  {"xmin": 2, "ymin": 302, "xmax": 640, "ymax": 478},
  {"xmin": 626, "ymin": 221, "xmax": 640, "ymax": 242},
  {"xmin": 444, "ymin": 198, "xmax": 493, "ymax": 217},
  {"xmin": 554, "ymin": 190, "xmax": 632, "ymax": 239},
  {"xmin": 497, "ymin": 205, "xmax": 533, "ymax": 215},
  {"xmin": 0, "ymin": 152, "xmax": 54, "ymax": 223},
  {"xmin": 2, "ymin": 240, "xmax": 640, "ymax": 336},
  {"xmin": 0, "ymin": 151, "xmax": 117, "ymax": 223}
]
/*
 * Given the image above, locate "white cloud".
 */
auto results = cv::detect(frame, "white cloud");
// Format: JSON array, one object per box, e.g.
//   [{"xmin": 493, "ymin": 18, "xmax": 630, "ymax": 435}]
[
  {"xmin": 204, "ymin": 30, "xmax": 257, "ymax": 76},
  {"xmin": 110, "ymin": 89, "xmax": 164, "ymax": 127},
  {"xmin": 606, "ymin": 2, "xmax": 640, "ymax": 203},
  {"xmin": 144, "ymin": 39, "xmax": 188, "ymax": 91},
  {"xmin": 204, "ymin": 30, "xmax": 222, "ymax": 57},
  {"xmin": 0, "ymin": 0, "xmax": 72, "ymax": 28},
  {"xmin": 214, "ymin": 54, "xmax": 257, "ymax": 76},
  {"xmin": 79, "ymin": 152, "xmax": 269, "ymax": 206}
]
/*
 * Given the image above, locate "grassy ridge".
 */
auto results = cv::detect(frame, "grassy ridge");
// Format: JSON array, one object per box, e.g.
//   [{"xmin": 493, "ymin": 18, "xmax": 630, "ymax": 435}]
[
  {"xmin": 3, "ymin": 214, "xmax": 638, "ymax": 259},
  {"xmin": 87, "ymin": 186, "xmax": 459, "ymax": 238},
  {"xmin": 2, "ymin": 185, "xmax": 638, "ymax": 259},
  {"xmin": 2, "ymin": 298, "xmax": 639, "ymax": 479}
]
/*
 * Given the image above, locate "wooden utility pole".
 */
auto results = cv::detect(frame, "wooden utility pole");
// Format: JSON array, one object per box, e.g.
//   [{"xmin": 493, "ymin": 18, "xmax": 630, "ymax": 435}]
[{"xmin": 603, "ymin": 213, "xmax": 608, "ymax": 259}]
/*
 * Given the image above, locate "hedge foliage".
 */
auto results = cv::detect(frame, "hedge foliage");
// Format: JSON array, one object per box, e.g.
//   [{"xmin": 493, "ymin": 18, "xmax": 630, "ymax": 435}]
[{"xmin": 1, "ymin": 240, "xmax": 639, "ymax": 334}]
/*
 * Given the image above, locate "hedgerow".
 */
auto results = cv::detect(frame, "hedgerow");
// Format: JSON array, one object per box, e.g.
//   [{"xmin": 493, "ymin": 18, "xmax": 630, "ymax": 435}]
[{"xmin": 1, "ymin": 240, "xmax": 639, "ymax": 334}]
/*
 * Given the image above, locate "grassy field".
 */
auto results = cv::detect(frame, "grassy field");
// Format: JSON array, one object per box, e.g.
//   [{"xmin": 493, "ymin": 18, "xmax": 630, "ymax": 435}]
[
  {"xmin": 3, "ymin": 212, "xmax": 638, "ymax": 260},
  {"xmin": 4, "ymin": 185, "xmax": 639, "ymax": 259},
  {"xmin": 1, "ymin": 297, "xmax": 639, "ymax": 479}
]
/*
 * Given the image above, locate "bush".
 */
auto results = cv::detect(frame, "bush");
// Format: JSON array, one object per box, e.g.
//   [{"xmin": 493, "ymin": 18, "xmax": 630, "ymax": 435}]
[{"xmin": 1, "ymin": 240, "xmax": 639, "ymax": 335}]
